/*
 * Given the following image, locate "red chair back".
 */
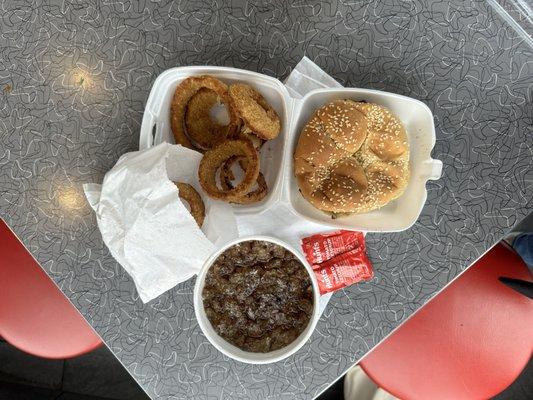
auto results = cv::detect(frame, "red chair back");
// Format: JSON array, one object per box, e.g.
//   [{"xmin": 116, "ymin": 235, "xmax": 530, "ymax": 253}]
[
  {"xmin": 0, "ymin": 220, "xmax": 102, "ymax": 359},
  {"xmin": 360, "ymin": 243, "xmax": 533, "ymax": 400}
]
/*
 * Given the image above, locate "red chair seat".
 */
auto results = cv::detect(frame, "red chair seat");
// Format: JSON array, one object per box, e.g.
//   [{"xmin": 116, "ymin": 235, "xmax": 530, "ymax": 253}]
[
  {"xmin": 0, "ymin": 220, "xmax": 102, "ymax": 359},
  {"xmin": 360, "ymin": 243, "xmax": 533, "ymax": 400}
]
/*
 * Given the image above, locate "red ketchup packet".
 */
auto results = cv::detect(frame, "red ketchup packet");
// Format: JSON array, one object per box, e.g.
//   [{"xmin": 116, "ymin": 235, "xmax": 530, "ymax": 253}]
[
  {"xmin": 301, "ymin": 230, "xmax": 373, "ymax": 295},
  {"xmin": 302, "ymin": 230, "xmax": 365, "ymax": 265}
]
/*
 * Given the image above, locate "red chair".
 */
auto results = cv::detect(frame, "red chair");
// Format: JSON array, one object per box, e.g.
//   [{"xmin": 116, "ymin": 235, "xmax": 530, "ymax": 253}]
[
  {"xmin": 0, "ymin": 219, "xmax": 102, "ymax": 359},
  {"xmin": 360, "ymin": 243, "xmax": 533, "ymax": 400}
]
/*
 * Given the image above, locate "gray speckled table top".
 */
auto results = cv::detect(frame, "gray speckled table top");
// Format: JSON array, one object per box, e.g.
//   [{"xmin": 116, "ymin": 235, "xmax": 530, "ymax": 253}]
[{"xmin": 1, "ymin": 1, "xmax": 532, "ymax": 399}]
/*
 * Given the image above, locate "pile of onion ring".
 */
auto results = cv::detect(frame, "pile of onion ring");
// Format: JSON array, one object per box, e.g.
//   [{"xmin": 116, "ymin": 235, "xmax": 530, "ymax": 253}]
[{"xmin": 170, "ymin": 75, "xmax": 281, "ymax": 204}]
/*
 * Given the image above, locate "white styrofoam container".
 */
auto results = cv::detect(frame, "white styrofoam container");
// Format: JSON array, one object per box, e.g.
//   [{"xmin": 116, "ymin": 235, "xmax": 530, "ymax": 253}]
[
  {"xmin": 193, "ymin": 235, "xmax": 320, "ymax": 364},
  {"xmin": 139, "ymin": 66, "xmax": 443, "ymax": 232},
  {"xmin": 286, "ymin": 88, "xmax": 443, "ymax": 231}
]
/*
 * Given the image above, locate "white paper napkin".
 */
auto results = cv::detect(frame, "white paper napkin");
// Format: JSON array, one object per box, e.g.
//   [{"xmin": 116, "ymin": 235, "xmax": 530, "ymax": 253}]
[
  {"xmin": 284, "ymin": 56, "xmax": 343, "ymax": 98},
  {"xmin": 236, "ymin": 56, "xmax": 342, "ymax": 314},
  {"xmin": 84, "ymin": 143, "xmax": 237, "ymax": 303}
]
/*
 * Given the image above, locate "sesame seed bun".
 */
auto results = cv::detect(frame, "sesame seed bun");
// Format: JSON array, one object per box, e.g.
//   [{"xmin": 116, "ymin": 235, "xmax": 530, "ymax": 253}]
[{"xmin": 294, "ymin": 100, "xmax": 410, "ymax": 215}]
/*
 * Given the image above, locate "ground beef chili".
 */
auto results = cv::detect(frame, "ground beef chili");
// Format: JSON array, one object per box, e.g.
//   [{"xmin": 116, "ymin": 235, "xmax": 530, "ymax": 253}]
[{"xmin": 202, "ymin": 240, "xmax": 314, "ymax": 353}]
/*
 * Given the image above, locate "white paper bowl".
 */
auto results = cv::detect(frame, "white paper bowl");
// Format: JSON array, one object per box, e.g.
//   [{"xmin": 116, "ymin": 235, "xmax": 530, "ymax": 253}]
[{"xmin": 193, "ymin": 235, "xmax": 320, "ymax": 364}]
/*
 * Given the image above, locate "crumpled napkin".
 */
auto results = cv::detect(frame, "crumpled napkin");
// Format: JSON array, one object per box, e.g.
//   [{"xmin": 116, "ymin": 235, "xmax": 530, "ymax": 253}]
[
  {"xmin": 284, "ymin": 56, "xmax": 342, "ymax": 98},
  {"xmin": 84, "ymin": 142, "xmax": 237, "ymax": 303}
]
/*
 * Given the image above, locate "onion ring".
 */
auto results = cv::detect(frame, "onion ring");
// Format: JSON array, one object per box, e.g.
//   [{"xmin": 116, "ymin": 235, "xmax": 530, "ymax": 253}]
[
  {"xmin": 170, "ymin": 75, "xmax": 229, "ymax": 149},
  {"xmin": 185, "ymin": 87, "xmax": 239, "ymax": 150},
  {"xmin": 231, "ymin": 126, "xmax": 265, "ymax": 151},
  {"xmin": 198, "ymin": 139, "xmax": 259, "ymax": 200},
  {"xmin": 174, "ymin": 182, "xmax": 205, "ymax": 227},
  {"xmin": 228, "ymin": 83, "xmax": 281, "ymax": 140},
  {"xmin": 220, "ymin": 155, "xmax": 268, "ymax": 204}
]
